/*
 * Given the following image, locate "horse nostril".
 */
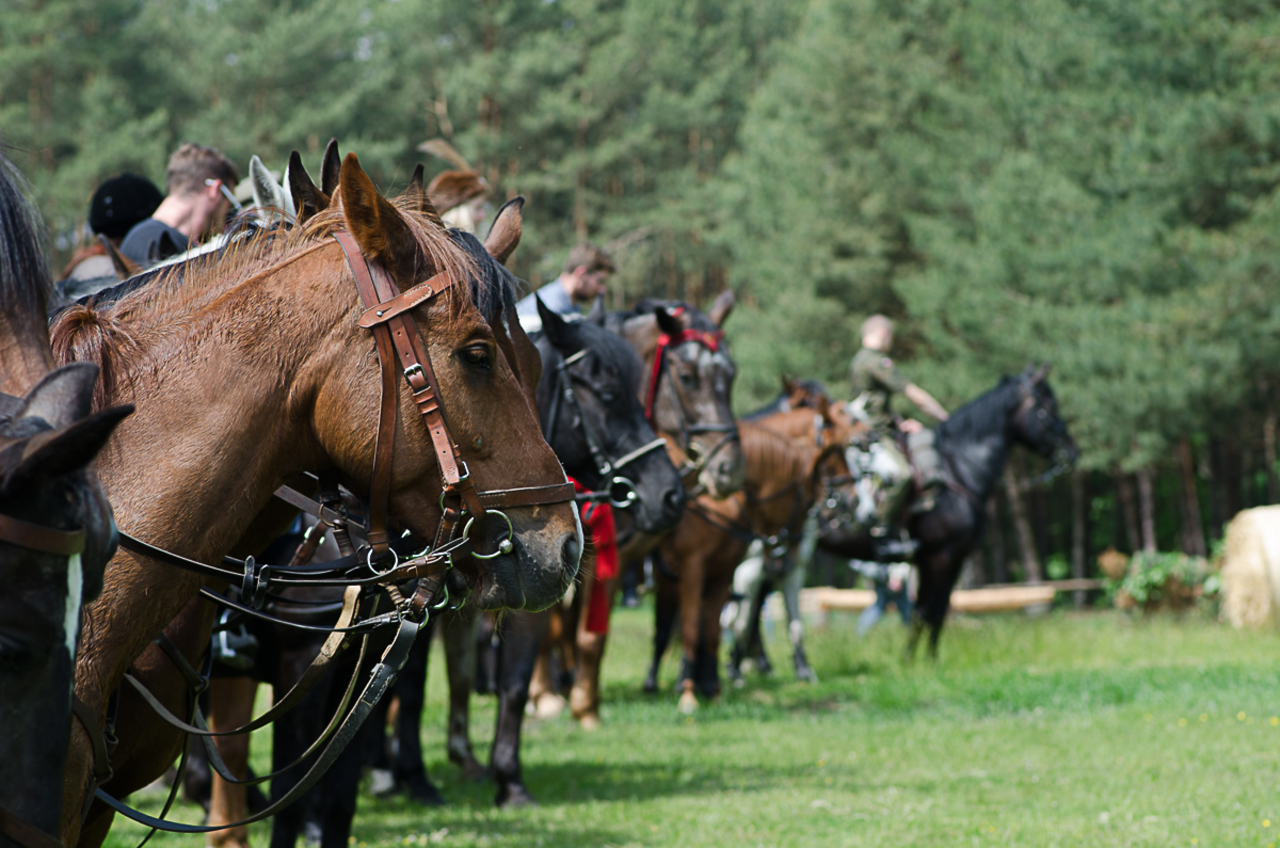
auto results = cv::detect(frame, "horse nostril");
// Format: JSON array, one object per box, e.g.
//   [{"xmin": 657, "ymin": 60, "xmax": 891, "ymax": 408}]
[
  {"xmin": 561, "ymin": 533, "xmax": 581, "ymax": 574},
  {"xmin": 663, "ymin": 487, "xmax": 686, "ymax": 516}
]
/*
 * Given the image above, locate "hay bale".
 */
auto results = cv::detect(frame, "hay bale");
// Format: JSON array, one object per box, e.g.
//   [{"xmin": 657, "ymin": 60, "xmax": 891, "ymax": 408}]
[{"xmin": 1219, "ymin": 506, "xmax": 1280, "ymax": 629}]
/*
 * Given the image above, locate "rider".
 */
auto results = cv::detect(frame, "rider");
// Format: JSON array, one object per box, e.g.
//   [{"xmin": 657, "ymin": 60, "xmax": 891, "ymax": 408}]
[
  {"xmin": 848, "ymin": 314, "xmax": 949, "ymax": 561},
  {"xmin": 515, "ymin": 242, "xmax": 613, "ymax": 332},
  {"xmin": 120, "ymin": 142, "xmax": 239, "ymax": 267}
]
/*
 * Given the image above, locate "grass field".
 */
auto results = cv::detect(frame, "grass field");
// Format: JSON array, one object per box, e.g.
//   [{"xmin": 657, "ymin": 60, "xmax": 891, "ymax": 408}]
[{"xmin": 104, "ymin": 603, "xmax": 1280, "ymax": 847}]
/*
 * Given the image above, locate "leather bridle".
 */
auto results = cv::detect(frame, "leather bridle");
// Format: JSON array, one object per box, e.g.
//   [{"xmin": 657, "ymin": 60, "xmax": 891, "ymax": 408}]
[
  {"xmin": 543, "ymin": 347, "xmax": 667, "ymax": 509},
  {"xmin": 640, "ymin": 315, "xmax": 739, "ymax": 488}
]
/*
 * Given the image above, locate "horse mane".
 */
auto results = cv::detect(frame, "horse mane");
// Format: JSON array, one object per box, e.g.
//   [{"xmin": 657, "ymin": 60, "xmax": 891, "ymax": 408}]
[
  {"xmin": 742, "ymin": 378, "xmax": 829, "ymax": 421},
  {"xmin": 740, "ymin": 422, "xmax": 807, "ymax": 491},
  {"xmin": 0, "ymin": 151, "xmax": 52, "ymax": 322},
  {"xmin": 50, "ymin": 197, "xmax": 505, "ymax": 410},
  {"xmin": 937, "ymin": 376, "xmax": 1021, "ymax": 445}
]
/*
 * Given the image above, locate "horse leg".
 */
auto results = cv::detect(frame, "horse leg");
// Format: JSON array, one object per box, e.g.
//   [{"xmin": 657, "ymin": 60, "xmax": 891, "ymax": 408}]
[
  {"xmin": 645, "ymin": 558, "xmax": 680, "ymax": 694},
  {"xmin": 676, "ymin": 551, "xmax": 706, "ymax": 713},
  {"xmin": 392, "ymin": 616, "xmax": 444, "ymax": 804},
  {"xmin": 474, "ymin": 612, "xmax": 498, "ymax": 695},
  {"xmin": 269, "ymin": 644, "xmax": 338, "ymax": 848},
  {"xmin": 727, "ymin": 552, "xmax": 764, "ymax": 684},
  {"xmin": 570, "ymin": 568, "xmax": 616, "ymax": 728},
  {"xmin": 490, "ymin": 610, "xmax": 550, "ymax": 807},
  {"xmin": 443, "ymin": 607, "xmax": 486, "ymax": 780},
  {"xmin": 207, "ymin": 676, "xmax": 258, "ymax": 848},
  {"xmin": 781, "ymin": 561, "xmax": 816, "ymax": 683},
  {"xmin": 697, "ymin": 574, "xmax": 734, "ymax": 700}
]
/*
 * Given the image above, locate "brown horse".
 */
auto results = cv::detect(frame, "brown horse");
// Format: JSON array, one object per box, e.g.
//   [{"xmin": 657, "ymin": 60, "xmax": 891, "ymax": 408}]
[
  {"xmin": 0, "ymin": 153, "xmax": 131, "ymax": 848},
  {"xmin": 50, "ymin": 154, "xmax": 581, "ymax": 847},
  {"xmin": 646, "ymin": 419, "xmax": 851, "ymax": 712}
]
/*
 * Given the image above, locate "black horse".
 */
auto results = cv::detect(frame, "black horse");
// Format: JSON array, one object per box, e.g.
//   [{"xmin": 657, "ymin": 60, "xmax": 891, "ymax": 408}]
[
  {"xmin": 380, "ymin": 297, "xmax": 686, "ymax": 808},
  {"xmin": 818, "ymin": 366, "xmax": 1077, "ymax": 660}
]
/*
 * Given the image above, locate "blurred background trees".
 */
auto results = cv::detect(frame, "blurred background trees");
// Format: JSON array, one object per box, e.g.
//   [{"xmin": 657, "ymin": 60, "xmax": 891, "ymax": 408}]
[{"xmin": 6, "ymin": 0, "xmax": 1280, "ymax": 580}]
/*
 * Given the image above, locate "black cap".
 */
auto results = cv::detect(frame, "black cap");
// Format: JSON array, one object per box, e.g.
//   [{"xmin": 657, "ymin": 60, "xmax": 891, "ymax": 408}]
[{"xmin": 88, "ymin": 173, "xmax": 163, "ymax": 240}]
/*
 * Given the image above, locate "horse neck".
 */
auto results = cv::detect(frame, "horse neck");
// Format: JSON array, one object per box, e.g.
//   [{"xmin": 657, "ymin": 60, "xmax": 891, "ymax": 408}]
[
  {"xmin": 0, "ymin": 311, "xmax": 54, "ymax": 396},
  {"xmin": 741, "ymin": 424, "xmax": 812, "ymax": 529},
  {"xmin": 75, "ymin": 245, "xmax": 354, "ymax": 699},
  {"xmin": 938, "ymin": 386, "xmax": 1017, "ymax": 501}
]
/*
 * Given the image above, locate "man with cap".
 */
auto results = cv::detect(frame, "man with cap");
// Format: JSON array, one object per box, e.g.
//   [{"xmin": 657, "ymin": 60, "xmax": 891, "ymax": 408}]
[
  {"xmin": 57, "ymin": 173, "xmax": 163, "ymax": 301},
  {"xmin": 120, "ymin": 142, "xmax": 239, "ymax": 267}
]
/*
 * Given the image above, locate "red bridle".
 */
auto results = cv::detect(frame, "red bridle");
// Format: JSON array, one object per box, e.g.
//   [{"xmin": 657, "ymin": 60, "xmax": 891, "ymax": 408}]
[{"xmin": 643, "ymin": 314, "xmax": 726, "ymax": 425}]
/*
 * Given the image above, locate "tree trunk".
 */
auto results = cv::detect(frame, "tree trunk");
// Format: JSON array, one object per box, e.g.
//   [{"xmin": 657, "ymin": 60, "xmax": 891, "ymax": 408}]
[
  {"xmin": 1116, "ymin": 471, "xmax": 1140, "ymax": 553},
  {"xmin": 1004, "ymin": 461, "xmax": 1042, "ymax": 583},
  {"xmin": 1071, "ymin": 470, "xmax": 1087, "ymax": 607},
  {"xmin": 1266, "ymin": 412, "xmax": 1279, "ymax": 504},
  {"xmin": 1176, "ymin": 438, "xmax": 1206, "ymax": 557},
  {"xmin": 987, "ymin": 496, "xmax": 1008, "ymax": 584},
  {"xmin": 1136, "ymin": 467, "xmax": 1157, "ymax": 553}
]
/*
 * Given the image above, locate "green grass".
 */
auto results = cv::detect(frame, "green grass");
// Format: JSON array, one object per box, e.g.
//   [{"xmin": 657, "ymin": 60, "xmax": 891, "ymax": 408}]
[{"xmin": 104, "ymin": 605, "xmax": 1280, "ymax": 847}]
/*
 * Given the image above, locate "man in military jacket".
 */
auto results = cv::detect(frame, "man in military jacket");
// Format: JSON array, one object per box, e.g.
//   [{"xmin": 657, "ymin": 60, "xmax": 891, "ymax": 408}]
[{"xmin": 849, "ymin": 314, "xmax": 949, "ymax": 561}]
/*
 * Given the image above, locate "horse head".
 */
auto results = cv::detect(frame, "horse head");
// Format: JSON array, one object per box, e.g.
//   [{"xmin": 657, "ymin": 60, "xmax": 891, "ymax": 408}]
[
  {"xmin": 534, "ymin": 301, "xmax": 685, "ymax": 538},
  {"xmin": 608, "ymin": 294, "xmax": 745, "ymax": 500},
  {"xmin": 303, "ymin": 155, "xmax": 583, "ymax": 611},
  {"xmin": 1010, "ymin": 364, "xmax": 1078, "ymax": 473}
]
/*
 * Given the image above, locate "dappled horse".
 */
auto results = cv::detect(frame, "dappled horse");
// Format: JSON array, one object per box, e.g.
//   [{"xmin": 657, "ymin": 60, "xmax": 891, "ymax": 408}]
[
  {"xmin": 0, "ymin": 153, "xmax": 131, "ymax": 848},
  {"xmin": 645, "ymin": 421, "xmax": 852, "ymax": 711},
  {"xmin": 529, "ymin": 296, "xmax": 746, "ymax": 726},
  {"xmin": 723, "ymin": 399, "xmax": 862, "ymax": 684},
  {"xmin": 49, "ymin": 153, "xmax": 582, "ymax": 847},
  {"xmin": 818, "ymin": 367, "xmax": 1077, "ymax": 660}
]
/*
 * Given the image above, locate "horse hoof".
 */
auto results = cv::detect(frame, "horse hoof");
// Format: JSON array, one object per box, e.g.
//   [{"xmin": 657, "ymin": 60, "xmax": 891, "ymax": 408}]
[
  {"xmin": 677, "ymin": 691, "xmax": 699, "ymax": 714},
  {"xmin": 578, "ymin": 712, "xmax": 603, "ymax": 731},
  {"xmin": 496, "ymin": 785, "xmax": 538, "ymax": 809},
  {"xmin": 642, "ymin": 676, "xmax": 659, "ymax": 694}
]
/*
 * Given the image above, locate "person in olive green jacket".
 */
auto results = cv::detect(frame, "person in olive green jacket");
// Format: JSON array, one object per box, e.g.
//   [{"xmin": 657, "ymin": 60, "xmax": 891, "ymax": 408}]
[{"xmin": 848, "ymin": 314, "xmax": 949, "ymax": 561}]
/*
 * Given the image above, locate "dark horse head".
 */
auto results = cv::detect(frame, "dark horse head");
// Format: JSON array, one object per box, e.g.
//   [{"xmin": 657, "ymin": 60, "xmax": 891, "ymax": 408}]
[
  {"xmin": 535, "ymin": 300, "xmax": 686, "ymax": 536},
  {"xmin": 0, "ymin": 153, "xmax": 131, "ymax": 842}
]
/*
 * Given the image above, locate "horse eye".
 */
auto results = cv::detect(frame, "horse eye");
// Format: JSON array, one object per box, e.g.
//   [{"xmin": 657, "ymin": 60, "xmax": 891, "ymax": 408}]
[
  {"xmin": 460, "ymin": 346, "xmax": 492, "ymax": 371},
  {"xmin": 679, "ymin": 371, "xmax": 697, "ymax": 388}
]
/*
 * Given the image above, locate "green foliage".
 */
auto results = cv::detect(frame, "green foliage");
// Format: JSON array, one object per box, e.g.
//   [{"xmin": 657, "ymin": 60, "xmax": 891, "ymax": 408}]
[{"xmin": 1105, "ymin": 550, "xmax": 1214, "ymax": 607}]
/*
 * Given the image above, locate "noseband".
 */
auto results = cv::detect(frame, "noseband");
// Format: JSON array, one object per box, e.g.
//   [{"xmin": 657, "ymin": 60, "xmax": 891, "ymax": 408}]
[
  {"xmin": 543, "ymin": 347, "xmax": 667, "ymax": 509},
  {"xmin": 641, "ymin": 316, "xmax": 738, "ymax": 485},
  {"xmin": 0, "ymin": 511, "xmax": 85, "ymax": 557}
]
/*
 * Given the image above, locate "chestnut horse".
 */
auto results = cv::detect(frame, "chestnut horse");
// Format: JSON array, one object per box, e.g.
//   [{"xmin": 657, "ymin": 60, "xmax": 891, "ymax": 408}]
[
  {"xmin": 50, "ymin": 154, "xmax": 581, "ymax": 847},
  {"xmin": 645, "ymin": 420, "xmax": 852, "ymax": 712},
  {"xmin": 0, "ymin": 154, "xmax": 130, "ymax": 848}
]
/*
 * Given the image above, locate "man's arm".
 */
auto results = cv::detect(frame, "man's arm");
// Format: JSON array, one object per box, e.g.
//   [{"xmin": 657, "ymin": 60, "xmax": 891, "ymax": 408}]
[{"xmin": 904, "ymin": 383, "xmax": 949, "ymax": 422}]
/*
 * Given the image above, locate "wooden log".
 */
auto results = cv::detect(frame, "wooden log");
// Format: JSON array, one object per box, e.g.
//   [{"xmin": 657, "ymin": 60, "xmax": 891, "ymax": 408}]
[{"xmin": 801, "ymin": 584, "xmax": 1062, "ymax": 616}]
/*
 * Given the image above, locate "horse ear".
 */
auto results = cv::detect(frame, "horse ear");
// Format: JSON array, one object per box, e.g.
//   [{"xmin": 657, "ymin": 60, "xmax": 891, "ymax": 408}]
[
  {"xmin": 709, "ymin": 289, "xmax": 735, "ymax": 327},
  {"xmin": 1032, "ymin": 363, "xmax": 1050, "ymax": 384},
  {"xmin": 654, "ymin": 304, "xmax": 684, "ymax": 338},
  {"xmin": 536, "ymin": 297, "xmax": 574, "ymax": 350},
  {"xmin": 815, "ymin": 394, "xmax": 832, "ymax": 421},
  {"xmin": 2, "ymin": 405, "xmax": 132, "ymax": 493},
  {"xmin": 287, "ymin": 151, "xmax": 329, "ymax": 224},
  {"xmin": 98, "ymin": 235, "xmax": 138, "ymax": 280},
  {"xmin": 20, "ymin": 363, "xmax": 99, "ymax": 430},
  {"xmin": 340, "ymin": 152, "xmax": 421, "ymax": 286},
  {"xmin": 403, "ymin": 164, "xmax": 445, "ymax": 227},
  {"xmin": 321, "ymin": 138, "xmax": 342, "ymax": 197},
  {"xmin": 781, "ymin": 375, "xmax": 796, "ymax": 394},
  {"xmin": 280, "ymin": 159, "xmax": 297, "ymax": 218},
  {"xmin": 484, "ymin": 197, "xmax": 524, "ymax": 264},
  {"xmin": 586, "ymin": 295, "xmax": 606, "ymax": 326}
]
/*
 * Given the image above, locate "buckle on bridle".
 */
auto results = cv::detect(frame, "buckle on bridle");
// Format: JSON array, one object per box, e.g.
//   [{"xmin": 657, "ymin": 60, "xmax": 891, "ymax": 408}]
[{"xmin": 404, "ymin": 363, "xmax": 425, "ymax": 381}]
